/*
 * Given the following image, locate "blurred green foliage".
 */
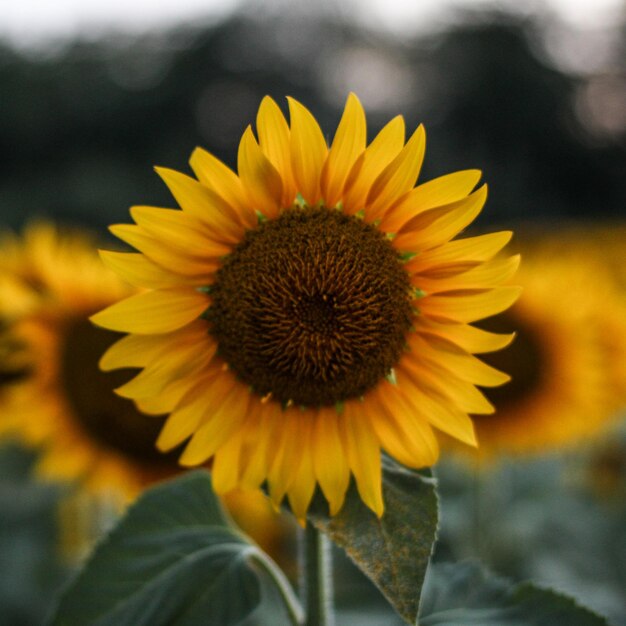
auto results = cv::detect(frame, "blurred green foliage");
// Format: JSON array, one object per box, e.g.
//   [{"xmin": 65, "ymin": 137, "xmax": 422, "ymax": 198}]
[
  {"xmin": 0, "ymin": 443, "xmax": 69, "ymax": 626},
  {"xmin": 435, "ymin": 426, "xmax": 626, "ymax": 626}
]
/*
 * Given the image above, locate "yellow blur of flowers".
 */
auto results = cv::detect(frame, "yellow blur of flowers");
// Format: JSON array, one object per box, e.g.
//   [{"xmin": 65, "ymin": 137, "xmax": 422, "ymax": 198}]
[
  {"xmin": 467, "ymin": 238, "xmax": 626, "ymax": 459},
  {"xmin": 92, "ymin": 93, "xmax": 520, "ymax": 520},
  {"xmin": 0, "ymin": 223, "xmax": 184, "ymax": 500}
]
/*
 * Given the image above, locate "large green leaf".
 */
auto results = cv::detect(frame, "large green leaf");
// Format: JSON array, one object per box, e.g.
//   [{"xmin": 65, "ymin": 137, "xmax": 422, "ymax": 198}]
[
  {"xmin": 419, "ymin": 561, "xmax": 611, "ymax": 626},
  {"xmin": 307, "ymin": 458, "xmax": 438, "ymax": 624},
  {"xmin": 49, "ymin": 471, "xmax": 294, "ymax": 626}
]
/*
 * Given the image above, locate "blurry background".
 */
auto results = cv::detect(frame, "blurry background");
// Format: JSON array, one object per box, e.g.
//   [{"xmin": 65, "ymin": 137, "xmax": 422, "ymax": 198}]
[
  {"xmin": 1, "ymin": 0, "xmax": 625, "ymax": 232},
  {"xmin": 1, "ymin": 1, "xmax": 625, "ymax": 625}
]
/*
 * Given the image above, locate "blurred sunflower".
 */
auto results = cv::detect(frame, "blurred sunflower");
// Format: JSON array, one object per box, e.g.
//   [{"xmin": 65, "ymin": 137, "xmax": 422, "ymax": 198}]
[
  {"xmin": 470, "ymin": 243, "xmax": 626, "ymax": 458},
  {"xmin": 562, "ymin": 222, "xmax": 626, "ymax": 292},
  {"xmin": 0, "ymin": 223, "xmax": 184, "ymax": 499},
  {"xmin": 92, "ymin": 93, "xmax": 520, "ymax": 519},
  {"xmin": 547, "ymin": 223, "xmax": 626, "ymax": 410}
]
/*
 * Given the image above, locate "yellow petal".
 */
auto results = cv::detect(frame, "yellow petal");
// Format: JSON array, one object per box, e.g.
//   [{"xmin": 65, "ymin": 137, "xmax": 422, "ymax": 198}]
[
  {"xmin": 155, "ymin": 377, "xmax": 217, "ymax": 450},
  {"xmin": 342, "ymin": 115, "xmax": 405, "ymax": 214},
  {"xmin": 403, "ymin": 353, "xmax": 494, "ymax": 416},
  {"xmin": 287, "ymin": 418, "xmax": 317, "ymax": 522},
  {"xmin": 189, "ymin": 147, "xmax": 257, "ymax": 229},
  {"xmin": 409, "ymin": 334, "xmax": 511, "ymax": 387},
  {"xmin": 109, "ymin": 224, "xmax": 219, "ymax": 278},
  {"xmin": 100, "ymin": 333, "xmax": 165, "ymax": 371},
  {"xmin": 211, "ymin": 430, "xmax": 243, "ymax": 494},
  {"xmin": 100, "ymin": 319, "xmax": 208, "ymax": 371},
  {"xmin": 115, "ymin": 341, "xmax": 215, "ymax": 399},
  {"xmin": 313, "ymin": 407, "xmax": 350, "ymax": 515},
  {"xmin": 382, "ymin": 169, "xmax": 482, "ymax": 233},
  {"xmin": 416, "ymin": 319, "xmax": 515, "ymax": 354},
  {"xmin": 256, "ymin": 96, "xmax": 297, "ymax": 207},
  {"xmin": 320, "ymin": 93, "xmax": 367, "ymax": 208},
  {"xmin": 436, "ymin": 375, "xmax": 494, "ymax": 417},
  {"xmin": 408, "ymin": 231, "xmax": 513, "ymax": 274},
  {"xmin": 288, "ymin": 97, "xmax": 328, "ymax": 206},
  {"xmin": 414, "ymin": 255, "xmax": 521, "ymax": 294},
  {"xmin": 370, "ymin": 385, "xmax": 439, "ymax": 467},
  {"xmin": 155, "ymin": 167, "xmax": 244, "ymax": 242},
  {"xmin": 99, "ymin": 250, "xmax": 192, "ymax": 289},
  {"xmin": 365, "ymin": 124, "xmax": 426, "ymax": 222},
  {"xmin": 134, "ymin": 376, "xmax": 199, "ymax": 415},
  {"xmin": 397, "ymin": 365, "xmax": 479, "ymax": 445},
  {"xmin": 130, "ymin": 206, "xmax": 232, "ymax": 258},
  {"xmin": 90, "ymin": 288, "xmax": 209, "ymax": 334},
  {"xmin": 238, "ymin": 125, "xmax": 283, "ymax": 219},
  {"xmin": 268, "ymin": 410, "xmax": 305, "ymax": 506},
  {"xmin": 239, "ymin": 402, "xmax": 279, "ymax": 489},
  {"xmin": 359, "ymin": 394, "xmax": 415, "ymax": 468},
  {"xmin": 178, "ymin": 381, "xmax": 249, "ymax": 464},
  {"xmin": 394, "ymin": 185, "xmax": 488, "ymax": 252},
  {"xmin": 341, "ymin": 403, "xmax": 383, "ymax": 516},
  {"xmin": 419, "ymin": 286, "xmax": 522, "ymax": 324}
]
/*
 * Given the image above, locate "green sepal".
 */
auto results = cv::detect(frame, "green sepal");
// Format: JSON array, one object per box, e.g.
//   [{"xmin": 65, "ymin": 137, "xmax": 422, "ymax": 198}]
[{"xmin": 399, "ymin": 251, "xmax": 418, "ymax": 262}]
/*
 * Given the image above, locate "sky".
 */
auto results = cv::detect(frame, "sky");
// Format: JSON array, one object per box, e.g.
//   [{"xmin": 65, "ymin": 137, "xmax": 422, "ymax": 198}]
[{"xmin": 2, "ymin": 0, "xmax": 624, "ymax": 48}]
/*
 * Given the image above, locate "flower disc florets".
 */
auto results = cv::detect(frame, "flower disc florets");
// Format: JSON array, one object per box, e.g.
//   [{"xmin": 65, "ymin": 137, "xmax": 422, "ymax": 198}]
[{"xmin": 208, "ymin": 207, "xmax": 413, "ymax": 407}]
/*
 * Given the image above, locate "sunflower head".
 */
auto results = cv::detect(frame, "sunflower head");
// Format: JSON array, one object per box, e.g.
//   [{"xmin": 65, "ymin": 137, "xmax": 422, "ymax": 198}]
[
  {"xmin": 462, "ymin": 238, "xmax": 626, "ymax": 460},
  {"xmin": 92, "ymin": 94, "xmax": 520, "ymax": 519},
  {"xmin": 0, "ymin": 223, "xmax": 184, "ymax": 501}
]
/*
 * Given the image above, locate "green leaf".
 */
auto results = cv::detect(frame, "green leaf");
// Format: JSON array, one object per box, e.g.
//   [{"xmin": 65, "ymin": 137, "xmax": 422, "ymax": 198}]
[
  {"xmin": 307, "ymin": 457, "xmax": 438, "ymax": 624},
  {"xmin": 419, "ymin": 561, "xmax": 611, "ymax": 626},
  {"xmin": 49, "ymin": 471, "xmax": 294, "ymax": 626}
]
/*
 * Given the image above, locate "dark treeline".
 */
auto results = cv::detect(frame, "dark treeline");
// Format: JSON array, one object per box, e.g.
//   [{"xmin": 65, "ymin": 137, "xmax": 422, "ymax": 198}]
[{"xmin": 1, "ymin": 10, "xmax": 624, "ymax": 234}]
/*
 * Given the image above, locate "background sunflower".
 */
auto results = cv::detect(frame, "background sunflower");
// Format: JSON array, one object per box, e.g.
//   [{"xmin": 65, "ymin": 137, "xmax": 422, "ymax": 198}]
[
  {"xmin": 457, "ymin": 238, "xmax": 626, "ymax": 459},
  {"xmin": 0, "ymin": 223, "xmax": 180, "ymax": 498}
]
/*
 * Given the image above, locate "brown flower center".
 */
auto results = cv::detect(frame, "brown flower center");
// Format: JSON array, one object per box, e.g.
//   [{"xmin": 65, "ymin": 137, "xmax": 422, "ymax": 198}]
[
  {"xmin": 207, "ymin": 207, "xmax": 413, "ymax": 407},
  {"xmin": 60, "ymin": 318, "xmax": 179, "ymax": 467}
]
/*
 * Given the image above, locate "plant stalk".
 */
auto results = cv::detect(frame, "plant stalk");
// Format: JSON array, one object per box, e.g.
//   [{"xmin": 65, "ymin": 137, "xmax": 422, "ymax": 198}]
[{"xmin": 302, "ymin": 524, "xmax": 334, "ymax": 626}]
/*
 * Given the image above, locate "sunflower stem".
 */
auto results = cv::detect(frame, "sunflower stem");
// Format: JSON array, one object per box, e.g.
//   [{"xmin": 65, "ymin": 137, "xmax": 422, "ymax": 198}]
[{"xmin": 302, "ymin": 524, "xmax": 334, "ymax": 626}]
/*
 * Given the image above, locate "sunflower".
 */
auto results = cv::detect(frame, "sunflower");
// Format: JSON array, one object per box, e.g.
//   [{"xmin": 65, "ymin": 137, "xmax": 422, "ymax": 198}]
[
  {"xmin": 469, "ymin": 241, "xmax": 626, "ymax": 458},
  {"xmin": 0, "ymin": 223, "xmax": 185, "ymax": 499},
  {"xmin": 92, "ymin": 94, "xmax": 520, "ymax": 519}
]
